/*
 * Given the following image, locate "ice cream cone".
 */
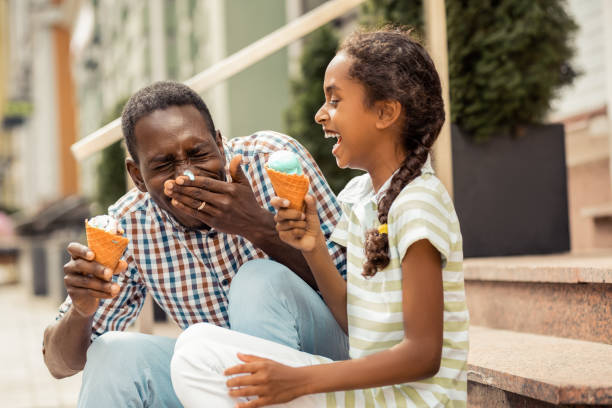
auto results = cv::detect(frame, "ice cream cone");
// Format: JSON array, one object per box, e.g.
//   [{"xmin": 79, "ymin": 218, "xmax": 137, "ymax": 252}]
[
  {"xmin": 265, "ymin": 165, "xmax": 310, "ymax": 211},
  {"xmin": 85, "ymin": 221, "xmax": 129, "ymax": 270}
]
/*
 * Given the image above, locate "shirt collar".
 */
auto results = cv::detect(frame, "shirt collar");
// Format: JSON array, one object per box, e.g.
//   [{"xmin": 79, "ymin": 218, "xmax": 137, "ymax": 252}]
[{"xmin": 337, "ymin": 155, "xmax": 435, "ymax": 206}]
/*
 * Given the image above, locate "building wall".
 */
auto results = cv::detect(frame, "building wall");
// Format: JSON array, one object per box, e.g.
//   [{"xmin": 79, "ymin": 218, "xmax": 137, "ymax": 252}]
[
  {"xmin": 224, "ymin": 0, "xmax": 289, "ymax": 138},
  {"xmin": 549, "ymin": 0, "xmax": 612, "ymax": 251},
  {"xmin": 550, "ymin": 0, "xmax": 607, "ymax": 119},
  {"xmin": 3, "ymin": 0, "xmax": 62, "ymax": 211}
]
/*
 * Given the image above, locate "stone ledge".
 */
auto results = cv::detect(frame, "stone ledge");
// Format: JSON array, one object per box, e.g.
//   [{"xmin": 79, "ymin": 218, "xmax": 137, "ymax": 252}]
[
  {"xmin": 464, "ymin": 252, "xmax": 612, "ymax": 283},
  {"xmin": 468, "ymin": 326, "xmax": 612, "ymax": 405}
]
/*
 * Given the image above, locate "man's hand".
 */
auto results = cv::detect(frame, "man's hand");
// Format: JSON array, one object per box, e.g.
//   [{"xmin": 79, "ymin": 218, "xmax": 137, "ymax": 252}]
[
  {"xmin": 63, "ymin": 243, "xmax": 126, "ymax": 317},
  {"xmin": 163, "ymin": 155, "xmax": 269, "ymax": 238},
  {"xmin": 224, "ymin": 353, "xmax": 310, "ymax": 408}
]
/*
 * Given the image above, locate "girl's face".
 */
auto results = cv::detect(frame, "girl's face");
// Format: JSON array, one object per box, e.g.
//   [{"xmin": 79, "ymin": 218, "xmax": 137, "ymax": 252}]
[{"xmin": 315, "ymin": 53, "xmax": 380, "ymax": 170}]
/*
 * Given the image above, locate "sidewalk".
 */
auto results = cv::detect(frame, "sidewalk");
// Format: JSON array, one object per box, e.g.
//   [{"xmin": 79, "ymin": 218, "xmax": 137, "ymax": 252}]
[
  {"xmin": 0, "ymin": 283, "xmax": 181, "ymax": 407},
  {"xmin": 0, "ymin": 283, "xmax": 81, "ymax": 407}
]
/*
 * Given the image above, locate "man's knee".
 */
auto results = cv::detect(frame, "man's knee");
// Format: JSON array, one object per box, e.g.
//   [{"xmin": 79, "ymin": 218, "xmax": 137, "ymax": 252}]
[
  {"xmin": 229, "ymin": 259, "xmax": 300, "ymax": 304},
  {"xmin": 85, "ymin": 331, "xmax": 171, "ymax": 375}
]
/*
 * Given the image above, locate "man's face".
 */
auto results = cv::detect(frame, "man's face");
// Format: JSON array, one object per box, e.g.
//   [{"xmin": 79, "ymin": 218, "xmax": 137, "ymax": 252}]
[{"xmin": 127, "ymin": 105, "xmax": 226, "ymax": 229}]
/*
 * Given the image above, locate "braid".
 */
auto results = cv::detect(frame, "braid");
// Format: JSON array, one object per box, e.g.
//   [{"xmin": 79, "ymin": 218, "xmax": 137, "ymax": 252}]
[
  {"xmin": 339, "ymin": 26, "xmax": 445, "ymax": 278},
  {"xmin": 363, "ymin": 144, "xmax": 431, "ymax": 277}
]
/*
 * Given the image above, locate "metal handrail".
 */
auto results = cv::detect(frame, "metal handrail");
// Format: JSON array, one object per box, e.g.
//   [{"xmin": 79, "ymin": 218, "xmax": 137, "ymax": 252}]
[{"xmin": 70, "ymin": 0, "xmax": 366, "ymax": 161}]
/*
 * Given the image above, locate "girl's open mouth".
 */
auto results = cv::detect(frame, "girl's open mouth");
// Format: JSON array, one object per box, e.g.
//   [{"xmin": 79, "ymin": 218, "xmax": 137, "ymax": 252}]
[{"xmin": 325, "ymin": 131, "xmax": 342, "ymax": 155}]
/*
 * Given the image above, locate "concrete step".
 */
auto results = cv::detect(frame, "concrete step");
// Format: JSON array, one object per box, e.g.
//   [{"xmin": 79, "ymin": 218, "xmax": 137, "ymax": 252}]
[
  {"xmin": 581, "ymin": 202, "xmax": 612, "ymax": 220},
  {"xmin": 468, "ymin": 326, "xmax": 612, "ymax": 407},
  {"xmin": 464, "ymin": 252, "xmax": 612, "ymax": 344}
]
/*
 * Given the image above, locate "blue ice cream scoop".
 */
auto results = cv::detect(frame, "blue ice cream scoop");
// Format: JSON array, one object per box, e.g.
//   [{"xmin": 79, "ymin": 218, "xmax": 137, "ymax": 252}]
[{"xmin": 267, "ymin": 150, "xmax": 303, "ymax": 175}]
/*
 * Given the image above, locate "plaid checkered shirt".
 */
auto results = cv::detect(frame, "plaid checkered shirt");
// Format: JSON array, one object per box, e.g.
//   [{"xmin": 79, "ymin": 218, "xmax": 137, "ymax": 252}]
[{"xmin": 57, "ymin": 131, "xmax": 347, "ymax": 340}]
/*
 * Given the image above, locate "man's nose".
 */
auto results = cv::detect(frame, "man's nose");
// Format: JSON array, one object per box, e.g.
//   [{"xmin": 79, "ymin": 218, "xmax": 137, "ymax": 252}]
[
  {"xmin": 314, "ymin": 105, "xmax": 328, "ymax": 124},
  {"xmin": 174, "ymin": 161, "xmax": 191, "ymax": 179}
]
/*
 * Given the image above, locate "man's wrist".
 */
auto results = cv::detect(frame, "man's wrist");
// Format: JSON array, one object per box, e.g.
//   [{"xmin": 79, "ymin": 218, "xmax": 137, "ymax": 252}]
[
  {"xmin": 242, "ymin": 208, "xmax": 276, "ymax": 245},
  {"xmin": 68, "ymin": 303, "xmax": 97, "ymax": 321}
]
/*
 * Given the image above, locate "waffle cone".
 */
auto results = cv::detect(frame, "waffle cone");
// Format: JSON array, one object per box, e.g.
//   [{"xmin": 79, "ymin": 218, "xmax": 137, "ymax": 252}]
[
  {"xmin": 85, "ymin": 221, "xmax": 129, "ymax": 270},
  {"xmin": 265, "ymin": 166, "xmax": 310, "ymax": 211}
]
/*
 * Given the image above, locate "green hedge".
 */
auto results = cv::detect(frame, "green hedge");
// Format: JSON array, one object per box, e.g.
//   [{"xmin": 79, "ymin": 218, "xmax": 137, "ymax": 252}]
[
  {"xmin": 95, "ymin": 99, "xmax": 128, "ymax": 213},
  {"xmin": 363, "ymin": 0, "xmax": 578, "ymax": 142}
]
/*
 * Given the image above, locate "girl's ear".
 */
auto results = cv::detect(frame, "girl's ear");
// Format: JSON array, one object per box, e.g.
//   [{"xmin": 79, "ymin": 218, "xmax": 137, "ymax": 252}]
[{"xmin": 375, "ymin": 100, "xmax": 402, "ymax": 130}]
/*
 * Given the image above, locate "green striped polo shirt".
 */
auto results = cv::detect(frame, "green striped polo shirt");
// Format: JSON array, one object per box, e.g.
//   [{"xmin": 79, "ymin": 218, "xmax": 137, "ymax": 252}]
[{"xmin": 327, "ymin": 158, "xmax": 468, "ymax": 407}]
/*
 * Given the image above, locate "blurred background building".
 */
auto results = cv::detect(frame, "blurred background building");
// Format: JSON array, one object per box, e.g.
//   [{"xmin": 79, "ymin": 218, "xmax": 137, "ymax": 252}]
[{"xmin": 1, "ymin": 0, "xmax": 339, "ymax": 212}]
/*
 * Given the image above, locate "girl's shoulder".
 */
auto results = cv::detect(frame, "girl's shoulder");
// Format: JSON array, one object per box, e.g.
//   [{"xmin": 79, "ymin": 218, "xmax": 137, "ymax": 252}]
[{"xmin": 390, "ymin": 172, "xmax": 455, "ymax": 220}]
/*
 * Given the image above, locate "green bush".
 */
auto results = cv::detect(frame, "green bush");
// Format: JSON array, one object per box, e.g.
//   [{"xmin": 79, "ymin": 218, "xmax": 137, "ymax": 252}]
[
  {"xmin": 361, "ymin": 0, "xmax": 423, "ymax": 33},
  {"xmin": 96, "ymin": 99, "xmax": 128, "ymax": 213},
  {"xmin": 285, "ymin": 25, "xmax": 362, "ymax": 194},
  {"xmin": 362, "ymin": 0, "xmax": 578, "ymax": 142}
]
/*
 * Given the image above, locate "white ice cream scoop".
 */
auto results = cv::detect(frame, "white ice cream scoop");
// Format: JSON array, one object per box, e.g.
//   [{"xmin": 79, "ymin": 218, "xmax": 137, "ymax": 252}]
[{"xmin": 88, "ymin": 215, "xmax": 124, "ymax": 235}]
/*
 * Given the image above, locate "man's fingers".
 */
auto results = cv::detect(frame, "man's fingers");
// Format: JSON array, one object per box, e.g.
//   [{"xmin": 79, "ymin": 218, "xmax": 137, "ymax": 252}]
[
  {"xmin": 229, "ymin": 154, "xmax": 249, "ymax": 185},
  {"xmin": 68, "ymin": 286, "xmax": 117, "ymax": 300},
  {"xmin": 113, "ymin": 259, "xmax": 128, "ymax": 275},
  {"xmin": 170, "ymin": 197, "xmax": 219, "ymax": 224},
  {"xmin": 169, "ymin": 190, "xmax": 210, "ymax": 211},
  {"xmin": 65, "ymin": 273, "xmax": 119, "ymax": 296},
  {"xmin": 67, "ymin": 242, "xmax": 94, "ymax": 261},
  {"xmin": 169, "ymin": 187, "xmax": 226, "ymax": 210},
  {"xmin": 174, "ymin": 175, "xmax": 232, "ymax": 194},
  {"xmin": 64, "ymin": 258, "xmax": 112, "ymax": 281}
]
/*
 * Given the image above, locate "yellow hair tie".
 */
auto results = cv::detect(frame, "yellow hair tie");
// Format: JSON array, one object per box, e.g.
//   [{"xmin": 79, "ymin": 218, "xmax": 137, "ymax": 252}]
[{"xmin": 378, "ymin": 224, "xmax": 388, "ymax": 235}]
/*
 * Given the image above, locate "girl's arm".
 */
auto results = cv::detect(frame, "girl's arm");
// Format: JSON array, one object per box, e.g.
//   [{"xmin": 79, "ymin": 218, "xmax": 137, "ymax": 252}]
[
  {"xmin": 272, "ymin": 195, "xmax": 348, "ymax": 332},
  {"xmin": 301, "ymin": 235, "xmax": 348, "ymax": 332},
  {"xmin": 225, "ymin": 239, "xmax": 444, "ymax": 407}
]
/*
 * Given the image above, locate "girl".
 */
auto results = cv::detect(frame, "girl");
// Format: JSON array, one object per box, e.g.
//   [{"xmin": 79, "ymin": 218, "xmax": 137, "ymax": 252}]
[{"xmin": 171, "ymin": 27, "xmax": 468, "ymax": 407}]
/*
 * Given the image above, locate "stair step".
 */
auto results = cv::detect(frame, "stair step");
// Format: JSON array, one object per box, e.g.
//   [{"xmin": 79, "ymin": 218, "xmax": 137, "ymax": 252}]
[
  {"xmin": 581, "ymin": 202, "xmax": 612, "ymax": 220},
  {"xmin": 464, "ymin": 252, "xmax": 612, "ymax": 344},
  {"xmin": 468, "ymin": 326, "xmax": 612, "ymax": 406}
]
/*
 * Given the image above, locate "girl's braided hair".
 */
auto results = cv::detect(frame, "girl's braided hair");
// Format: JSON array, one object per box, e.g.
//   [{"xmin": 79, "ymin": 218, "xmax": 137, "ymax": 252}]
[{"xmin": 339, "ymin": 26, "xmax": 445, "ymax": 277}]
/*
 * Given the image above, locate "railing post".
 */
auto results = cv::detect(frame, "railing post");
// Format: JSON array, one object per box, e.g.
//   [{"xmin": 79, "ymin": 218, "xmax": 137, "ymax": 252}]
[
  {"xmin": 604, "ymin": 1, "xmax": 612, "ymax": 193},
  {"xmin": 424, "ymin": 0, "xmax": 453, "ymax": 199}
]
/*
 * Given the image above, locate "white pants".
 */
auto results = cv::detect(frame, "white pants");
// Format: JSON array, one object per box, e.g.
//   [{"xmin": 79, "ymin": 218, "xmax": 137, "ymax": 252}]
[{"xmin": 170, "ymin": 323, "xmax": 331, "ymax": 407}]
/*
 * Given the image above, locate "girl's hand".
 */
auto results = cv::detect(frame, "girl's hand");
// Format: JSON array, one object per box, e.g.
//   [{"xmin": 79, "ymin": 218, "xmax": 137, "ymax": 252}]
[
  {"xmin": 225, "ymin": 353, "xmax": 310, "ymax": 408},
  {"xmin": 271, "ymin": 195, "xmax": 324, "ymax": 253}
]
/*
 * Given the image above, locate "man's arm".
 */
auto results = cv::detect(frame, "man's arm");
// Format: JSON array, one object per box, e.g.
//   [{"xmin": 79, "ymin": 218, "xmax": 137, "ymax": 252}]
[
  {"xmin": 241, "ymin": 206, "xmax": 315, "ymax": 287},
  {"xmin": 43, "ymin": 307, "xmax": 94, "ymax": 378},
  {"xmin": 43, "ymin": 243, "xmax": 125, "ymax": 378},
  {"xmin": 165, "ymin": 155, "xmax": 321, "ymax": 287}
]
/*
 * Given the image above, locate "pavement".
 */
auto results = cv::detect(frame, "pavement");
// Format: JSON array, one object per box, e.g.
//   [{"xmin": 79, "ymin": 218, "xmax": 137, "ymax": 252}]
[{"xmin": 0, "ymin": 283, "xmax": 181, "ymax": 408}]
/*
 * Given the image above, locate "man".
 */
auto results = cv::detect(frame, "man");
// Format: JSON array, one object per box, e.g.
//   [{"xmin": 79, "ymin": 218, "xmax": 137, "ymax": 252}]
[{"xmin": 43, "ymin": 81, "xmax": 348, "ymax": 407}]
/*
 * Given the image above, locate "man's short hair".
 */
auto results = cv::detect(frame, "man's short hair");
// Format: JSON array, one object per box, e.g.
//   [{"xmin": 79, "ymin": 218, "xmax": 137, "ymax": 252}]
[{"xmin": 121, "ymin": 81, "xmax": 216, "ymax": 163}]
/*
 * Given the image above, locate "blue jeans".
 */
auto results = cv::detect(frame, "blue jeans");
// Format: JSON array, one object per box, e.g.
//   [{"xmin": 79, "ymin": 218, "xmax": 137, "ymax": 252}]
[{"xmin": 77, "ymin": 259, "xmax": 348, "ymax": 407}]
